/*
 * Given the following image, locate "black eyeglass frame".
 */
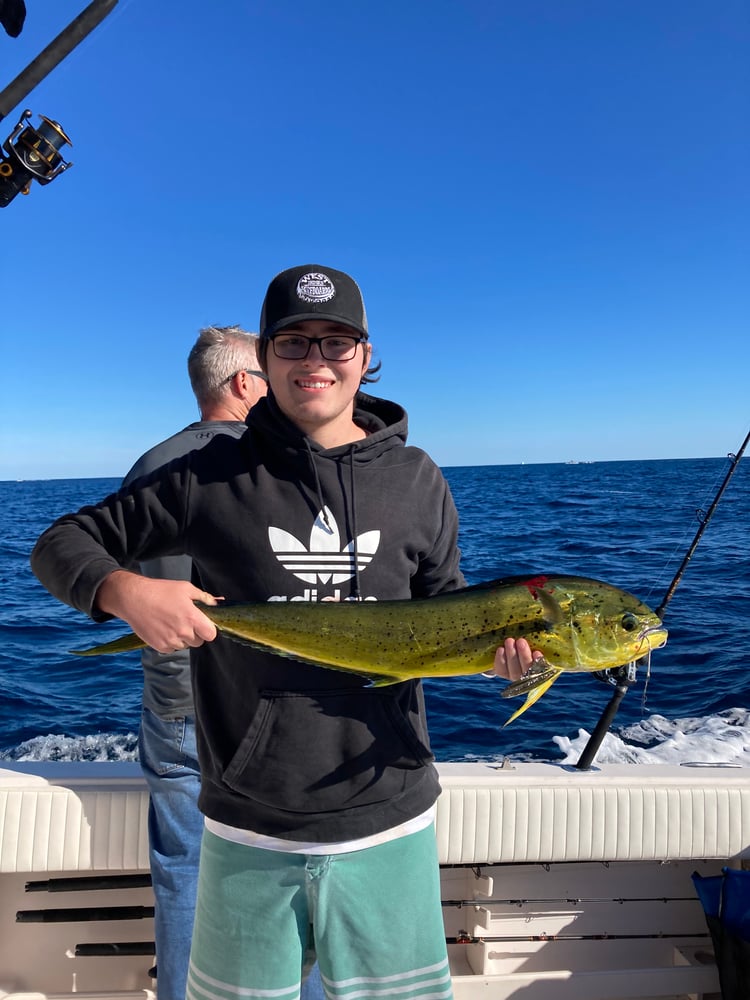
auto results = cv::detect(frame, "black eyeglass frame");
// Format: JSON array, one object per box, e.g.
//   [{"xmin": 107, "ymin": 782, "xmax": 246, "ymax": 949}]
[
  {"xmin": 268, "ymin": 333, "xmax": 366, "ymax": 362},
  {"xmin": 224, "ymin": 368, "xmax": 269, "ymax": 384}
]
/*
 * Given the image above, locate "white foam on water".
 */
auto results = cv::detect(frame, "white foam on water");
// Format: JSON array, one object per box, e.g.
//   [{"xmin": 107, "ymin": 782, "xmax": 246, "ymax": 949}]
[
  {"xmin": 555, "ymin": 708, "xmax": 750, "ymax": 765},
  {"xmin": 7, "ymin": 732, "xmax": 138, "ymax": 762},
  {"xmin": 4, "ymin": 711, "xmax": 749, "ymax": 769}
]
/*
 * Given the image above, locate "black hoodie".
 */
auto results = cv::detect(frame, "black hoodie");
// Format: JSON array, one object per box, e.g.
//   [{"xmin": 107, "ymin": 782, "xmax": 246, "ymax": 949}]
[{"xmin": 31, "ymin": 393, "xmax": 465, "ymax": 841}]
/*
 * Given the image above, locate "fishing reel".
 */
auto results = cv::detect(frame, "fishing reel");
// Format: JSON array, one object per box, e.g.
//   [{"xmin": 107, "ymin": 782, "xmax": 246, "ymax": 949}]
[
  {"xmin": 0, "ymin": 108, "xmax": 72, "ymax": 208},
  {"xmin": 592, "ymin": 662, "xmax": 639, "ymax": 688}
]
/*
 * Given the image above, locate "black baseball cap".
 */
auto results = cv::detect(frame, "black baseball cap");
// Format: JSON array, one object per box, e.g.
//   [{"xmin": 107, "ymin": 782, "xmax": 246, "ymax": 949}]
[{"xmin": 259, "ymin": 265, "xmax": 369, "ymax": 339}]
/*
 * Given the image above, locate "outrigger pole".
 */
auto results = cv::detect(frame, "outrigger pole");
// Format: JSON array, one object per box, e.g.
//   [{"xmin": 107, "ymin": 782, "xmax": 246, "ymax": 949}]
[{"xmin": 575, "ymin": 425, "xmax": 750, "ymax": 771}]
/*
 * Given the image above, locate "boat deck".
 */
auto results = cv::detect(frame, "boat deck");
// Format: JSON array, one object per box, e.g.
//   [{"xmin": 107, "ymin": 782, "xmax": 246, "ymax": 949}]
[{"xmin": 1, "ymin": 760, "xmax": 748, "ymax": 999}]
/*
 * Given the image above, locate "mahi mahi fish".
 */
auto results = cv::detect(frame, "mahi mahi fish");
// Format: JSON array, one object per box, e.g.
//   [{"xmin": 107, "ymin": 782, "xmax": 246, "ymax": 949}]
[{"xmin": 72, "ymin": 574, "xmax": 667, "ymax": 724}]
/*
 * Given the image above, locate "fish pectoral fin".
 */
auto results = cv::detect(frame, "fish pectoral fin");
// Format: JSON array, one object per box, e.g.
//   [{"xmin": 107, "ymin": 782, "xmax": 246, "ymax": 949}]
[
  {"xmin": 502, "ymin": 670, "xmax": 562, "ymax": 726},
  {"xmin": 70, "ymin": 632, "xmax": 146, "ymax": 656},
  {"xmin": 501, "ymin": 659, "xmax": 558, "ymax": 698},
  {"xmin": 534, "ymin": 586, "xmax": 566, "ymax": 626}
]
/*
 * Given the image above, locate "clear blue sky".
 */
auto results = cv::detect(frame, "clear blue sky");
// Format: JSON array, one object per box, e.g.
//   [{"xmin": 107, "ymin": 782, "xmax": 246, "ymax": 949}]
[{"xmin": 1, "ymin": 0, "xmax": 748, "ymax": 480}]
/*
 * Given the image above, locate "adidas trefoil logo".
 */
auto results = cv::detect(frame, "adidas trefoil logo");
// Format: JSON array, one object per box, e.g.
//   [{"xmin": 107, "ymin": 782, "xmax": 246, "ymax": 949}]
[{"xmin": 268, "ymin": 506, "xmax": 380, "ymax": 585}]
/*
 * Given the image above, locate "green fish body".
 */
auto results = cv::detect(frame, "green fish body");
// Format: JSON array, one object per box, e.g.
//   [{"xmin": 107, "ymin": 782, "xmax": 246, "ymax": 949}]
[{"xmin": 72, "ymin": 574, "xmax": 667, "ymax": 723}]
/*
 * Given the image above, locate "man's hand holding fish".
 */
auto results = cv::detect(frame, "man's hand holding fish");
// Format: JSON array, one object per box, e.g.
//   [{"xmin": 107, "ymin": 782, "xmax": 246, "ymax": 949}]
[
  {"xmin": 96, "ymin": 571, "xmax": 221, "ymax": 654},
  {"xmin": 491, "ymin": 636, "xmax": 544, "ymax": 682}
]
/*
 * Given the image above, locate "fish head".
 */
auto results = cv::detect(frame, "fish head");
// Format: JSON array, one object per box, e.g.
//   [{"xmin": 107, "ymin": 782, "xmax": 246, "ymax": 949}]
[
  {"xmin": 538, "ymin": 577, "xmax": 668, "ymax": 672},
  {"xmin": 586, "ymin": 604, "xmax": 668, "ymax": 667}
]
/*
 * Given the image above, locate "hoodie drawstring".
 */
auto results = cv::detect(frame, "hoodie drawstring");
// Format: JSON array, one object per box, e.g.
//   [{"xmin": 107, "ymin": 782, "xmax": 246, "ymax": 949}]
[
  {"xmin": 303, "ymin": 439, "xmax": 362, "ymax": 600},
  {"xmin": 304, "ymin": 439, "xmax": 331, "ymax": 529},
  {"xmin": 348, "ymin": 446, "xmax": 361, "ymax": 600}
]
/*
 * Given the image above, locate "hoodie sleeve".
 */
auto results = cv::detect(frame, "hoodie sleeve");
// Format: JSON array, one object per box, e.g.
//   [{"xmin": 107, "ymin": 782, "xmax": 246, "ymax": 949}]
[
  {"xmin": 30, "ymin": 458, "xmax": 192, "ymax": 620},
  {"xmin": 410, "ymin": 466, "xmax": 466, "ymax": 599}
]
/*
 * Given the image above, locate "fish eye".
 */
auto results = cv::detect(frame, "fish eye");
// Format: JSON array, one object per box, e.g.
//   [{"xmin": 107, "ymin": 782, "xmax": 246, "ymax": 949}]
[{"xmin": 621, "ymin": 612, "xmax": 638, "ymax": 632}]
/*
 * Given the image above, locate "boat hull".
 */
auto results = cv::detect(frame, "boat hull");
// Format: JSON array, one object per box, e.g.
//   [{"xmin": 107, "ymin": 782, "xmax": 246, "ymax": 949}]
[{"xmin": 1, "ymin": 760, "xmax": 747, "ymax": 999}]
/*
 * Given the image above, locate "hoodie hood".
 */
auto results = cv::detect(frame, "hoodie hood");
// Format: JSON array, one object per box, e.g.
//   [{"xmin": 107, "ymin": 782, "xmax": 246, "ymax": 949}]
[
  {"xmin": 245, "ymin": 389, "xmax": 408, "ymax": 457},
  {"xmin": 246, "ymin": 390, "xmax": 408, "ymax": 462}
]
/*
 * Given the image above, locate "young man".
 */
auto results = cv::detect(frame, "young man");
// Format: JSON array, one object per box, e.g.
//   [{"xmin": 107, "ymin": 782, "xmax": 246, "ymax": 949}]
[
  {"xmin": 31, "ymin": 265, "xmax": 534, "ymax": 1000},
  {"xmin": 123, "ymin": 325, "xmax": 268, "ymax": 1000}
]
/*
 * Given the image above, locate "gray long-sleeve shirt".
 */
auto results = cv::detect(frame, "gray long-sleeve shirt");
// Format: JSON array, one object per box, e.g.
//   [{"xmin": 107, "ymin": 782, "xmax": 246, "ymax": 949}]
[{"xmin": 123, "ymin": 420, "xmax": 247, "ymax": 717}]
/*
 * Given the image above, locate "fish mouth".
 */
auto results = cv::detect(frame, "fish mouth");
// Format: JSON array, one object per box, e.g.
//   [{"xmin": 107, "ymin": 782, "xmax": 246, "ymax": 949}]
[{"xmin": 638, "ymin": 624, "xmax": 668, "ymax": 651}]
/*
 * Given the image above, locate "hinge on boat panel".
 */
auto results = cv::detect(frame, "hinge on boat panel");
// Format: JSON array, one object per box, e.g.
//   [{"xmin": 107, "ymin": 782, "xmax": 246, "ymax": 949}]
[{"xmin": 486, "ymin": 757, "xmax": 516, "ymax": 770}]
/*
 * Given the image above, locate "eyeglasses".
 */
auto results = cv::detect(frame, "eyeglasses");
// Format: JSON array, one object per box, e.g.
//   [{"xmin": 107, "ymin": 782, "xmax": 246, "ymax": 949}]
[
  {"xmin": 224, "ymin": 369, "xmax": 268, "ymax": 383},
  {"xmin": 269, "ymin": 333, "xmax": 365, "ymax": 361}
]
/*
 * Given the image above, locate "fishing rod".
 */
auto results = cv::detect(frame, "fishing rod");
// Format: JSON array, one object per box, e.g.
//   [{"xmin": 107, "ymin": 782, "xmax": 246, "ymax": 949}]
[
  {"xmin": 576, "ymin": 426, "xmax": 750, "ymax": 771},
  {"xmin": 447, "ymin": 931, "xmax": 710, "ymax": 945},
  {"xmin": 0, "ymin": 0, "xmax": 118, "ymax": 122},
  {"xmin": 653, "ymin": 425, "xmax": 750, "ymax": 619},
  {"xmin": 442, "ymin": 895, "xmax": 697, "ymax": 907},
  {"xmin": 26, "ymin": 873, "xmax": 152, "ymax": 893},
  {"xmin": 0, "ymin": 0, "xmax": 118, "ymax": 207}
]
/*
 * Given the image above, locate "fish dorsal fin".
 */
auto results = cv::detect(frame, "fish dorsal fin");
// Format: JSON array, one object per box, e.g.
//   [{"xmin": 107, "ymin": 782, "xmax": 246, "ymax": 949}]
[
  {"xmin": 451, "ymin": 574, "xmax": 564, "ymax": 625},
  {"xmin": 449, "ymin": 575, "xmax": 546, "ymax": 594},
  {"xmin": 462, "ymin": 575, "xmax": 565, "ymax": 626}
]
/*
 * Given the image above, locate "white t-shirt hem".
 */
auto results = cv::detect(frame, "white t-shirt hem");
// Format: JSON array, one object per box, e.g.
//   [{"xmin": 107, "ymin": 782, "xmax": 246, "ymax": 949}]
[{"xmin": 205, "ymin": 805, "xmax": 436, "ymax": 855}]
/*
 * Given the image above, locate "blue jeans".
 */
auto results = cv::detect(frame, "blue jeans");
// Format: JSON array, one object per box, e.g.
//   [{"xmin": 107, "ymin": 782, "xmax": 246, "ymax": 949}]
[
  {"xmin": 139, "ymin": 707, "xmax": 325, "ymax": 1000},
  {"xmin": 139, "ymin": 708, "xmax": 204, "ymax": 1000}
]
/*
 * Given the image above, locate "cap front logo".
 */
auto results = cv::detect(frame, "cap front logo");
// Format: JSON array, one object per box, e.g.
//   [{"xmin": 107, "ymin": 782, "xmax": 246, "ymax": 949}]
[{"xmin": 296, "ymin": 272, "xmax": 336, "ymax": 304}]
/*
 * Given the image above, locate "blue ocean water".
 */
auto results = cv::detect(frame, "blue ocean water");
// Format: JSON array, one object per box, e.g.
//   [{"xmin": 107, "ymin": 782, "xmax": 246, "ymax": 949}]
[{"xmin": 1, "ymin": 457, "xmax": 748, "ymax": 766}]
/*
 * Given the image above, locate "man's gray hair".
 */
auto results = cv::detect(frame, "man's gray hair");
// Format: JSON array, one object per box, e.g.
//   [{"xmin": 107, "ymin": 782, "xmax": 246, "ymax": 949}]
[{"xmin": 188, "ymin": 325, "xmax": 261, "ymax": 407}]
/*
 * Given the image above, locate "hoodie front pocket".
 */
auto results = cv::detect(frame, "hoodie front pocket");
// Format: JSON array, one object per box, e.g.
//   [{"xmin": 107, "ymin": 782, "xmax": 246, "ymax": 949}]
[{"xmin": 222, "ymin": 687, "xmax": 431, "ymax": 812}]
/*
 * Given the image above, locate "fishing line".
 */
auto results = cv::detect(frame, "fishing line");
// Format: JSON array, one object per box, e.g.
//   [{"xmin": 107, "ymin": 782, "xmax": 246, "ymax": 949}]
[
  {"xmin": 652, "ymin": 426, "xmax": 749, "ymax": 620},
  {"xmin": 638, "ymin": 450, "xmax": 741, "ymax": 711},
  {"xmin": 576, "ymin": 425, "xmax": 749, "ymax": 771},
  {"xmin": 641, "ymin": 447, "xmax": 744, "ymax": 612}
]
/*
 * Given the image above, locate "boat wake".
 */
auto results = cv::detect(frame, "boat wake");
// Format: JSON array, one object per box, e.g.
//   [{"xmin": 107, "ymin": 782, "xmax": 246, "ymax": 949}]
[
  {"xmin": 3, "ymin": 731, "xmax": 138, "ymax": 762},
  {"xmin": 2, "ymin": 709, "xmax": 748, "ymax": 767},
  {"xmin": 556, "ymin": 707, "xmax": 749, "ymax": 765}
]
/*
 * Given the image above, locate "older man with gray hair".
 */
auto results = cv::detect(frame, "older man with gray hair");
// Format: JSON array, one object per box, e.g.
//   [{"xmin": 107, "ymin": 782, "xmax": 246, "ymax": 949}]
[{"xmin": 123, "ymin": 325, "xmax": 267, "ymax": 1000}]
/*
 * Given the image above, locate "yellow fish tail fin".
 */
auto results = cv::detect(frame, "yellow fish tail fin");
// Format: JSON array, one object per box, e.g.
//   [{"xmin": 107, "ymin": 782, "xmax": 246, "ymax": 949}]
[
  {"xmin": 70, "ymin": 631, "xmax": 146, "ymax": 656},
  {"xmin": 503, "ymin": 670, "xmax": 562, "ymax": 726}
]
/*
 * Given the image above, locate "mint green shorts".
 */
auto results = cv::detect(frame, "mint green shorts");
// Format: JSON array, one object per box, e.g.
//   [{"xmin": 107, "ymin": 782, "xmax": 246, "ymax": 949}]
[{"xmin": 186, "ymin": 825, "xmax": 453, "ymax": 1000}]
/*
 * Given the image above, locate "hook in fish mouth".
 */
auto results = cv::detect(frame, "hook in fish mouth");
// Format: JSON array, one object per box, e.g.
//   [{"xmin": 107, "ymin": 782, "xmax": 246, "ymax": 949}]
[{"xmin": 638, "ymin": 624, "xmax": 668, "ymax": 652}]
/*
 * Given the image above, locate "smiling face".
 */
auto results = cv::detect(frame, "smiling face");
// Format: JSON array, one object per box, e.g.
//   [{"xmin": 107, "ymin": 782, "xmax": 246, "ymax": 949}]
[{"xmin": 264, "ymin": 320, "xmax": 373, "ymax": 447}]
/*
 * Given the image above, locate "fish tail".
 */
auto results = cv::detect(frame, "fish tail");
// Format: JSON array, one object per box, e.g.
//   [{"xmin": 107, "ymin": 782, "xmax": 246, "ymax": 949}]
[
  {"xmin": 502, "ymin": 670, "xmax": 562, "ymax": 726},
  {"xmin": 70, "ymin": 632, "xmax": 146, "ymax": 656}
]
